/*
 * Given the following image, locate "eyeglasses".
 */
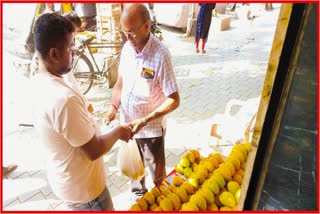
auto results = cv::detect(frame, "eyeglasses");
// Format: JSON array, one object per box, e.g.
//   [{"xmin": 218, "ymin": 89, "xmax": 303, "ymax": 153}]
[{"xmin": 121, "ymin": 22, "xmax": 145, "ymax": 38}]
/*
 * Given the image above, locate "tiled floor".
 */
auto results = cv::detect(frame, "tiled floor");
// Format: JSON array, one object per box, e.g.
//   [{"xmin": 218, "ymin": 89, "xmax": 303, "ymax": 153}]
[{"xmin": 2, "ymin": 4, "xmax": 281, "ymax": 211}]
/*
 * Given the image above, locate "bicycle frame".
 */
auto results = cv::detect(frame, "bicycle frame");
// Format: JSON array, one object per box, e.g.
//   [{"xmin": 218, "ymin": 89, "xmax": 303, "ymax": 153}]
[
  {"xmin": 73, "ymin": 38, "xmax": 123, "ymax": 76},
  {"xmin": 85, "ymin": 41, "xmax": 123, "ymax": 75},
  {"xmin": 72, "ymin": 37, "xmax": 123, "ymax": 94}
]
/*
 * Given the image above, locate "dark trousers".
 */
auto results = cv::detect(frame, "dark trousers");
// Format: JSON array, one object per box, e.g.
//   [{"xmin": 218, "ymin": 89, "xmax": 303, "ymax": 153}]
[{"xmin": 131, "ymin": 130, "xmax": 166, "ymax": 196}]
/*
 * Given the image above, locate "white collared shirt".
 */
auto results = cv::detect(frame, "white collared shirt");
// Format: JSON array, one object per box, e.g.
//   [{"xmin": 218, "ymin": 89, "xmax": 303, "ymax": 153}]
[{"xmin": 119, "ymin": 34, "xmax": 178, "ymax": 138}]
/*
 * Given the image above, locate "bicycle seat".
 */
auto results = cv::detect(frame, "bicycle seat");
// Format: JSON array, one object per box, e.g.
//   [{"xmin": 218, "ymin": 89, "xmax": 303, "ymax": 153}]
[{"xmin": 79, "ymin": 36, "xmax": 95, "ymax": 46}]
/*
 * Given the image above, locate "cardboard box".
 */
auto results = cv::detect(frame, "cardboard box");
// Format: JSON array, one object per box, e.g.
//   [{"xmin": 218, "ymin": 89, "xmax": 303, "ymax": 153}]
[
  {"xmin": 212, "ymin": 15, "xmax": 231, "ymax": 31},
  {"xmin": 96, "ymin": 3, "xmax": 122, "ymax": 17}
]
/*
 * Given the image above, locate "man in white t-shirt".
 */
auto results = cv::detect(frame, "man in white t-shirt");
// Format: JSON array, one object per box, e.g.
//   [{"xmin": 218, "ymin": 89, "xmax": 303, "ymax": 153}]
[
  {"xmin": 31, "ymin": 13, "xmax": 132, "ymax": 210},
  {"xmin": 105, "ymin": 4, "xmax": 180, "ymax": 199}
]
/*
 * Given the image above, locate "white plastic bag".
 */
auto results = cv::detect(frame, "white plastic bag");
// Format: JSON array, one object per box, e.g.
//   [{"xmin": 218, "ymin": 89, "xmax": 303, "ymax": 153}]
[{"xmin": 117, "ymin": 139, "xmax": 145, "ymax": 181}]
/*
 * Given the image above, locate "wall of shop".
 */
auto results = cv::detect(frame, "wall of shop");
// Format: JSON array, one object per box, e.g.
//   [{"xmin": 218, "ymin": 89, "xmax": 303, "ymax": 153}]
[{"xmin": 257, "ymin": 4, "xmax": 317, "ymax": 210}]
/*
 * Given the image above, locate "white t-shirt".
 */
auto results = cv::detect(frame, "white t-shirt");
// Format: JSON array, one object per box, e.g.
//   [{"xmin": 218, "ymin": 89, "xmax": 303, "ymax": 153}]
[{"xmin": 31, "ymin": 69, "xmax": 106, "ymax": 204}]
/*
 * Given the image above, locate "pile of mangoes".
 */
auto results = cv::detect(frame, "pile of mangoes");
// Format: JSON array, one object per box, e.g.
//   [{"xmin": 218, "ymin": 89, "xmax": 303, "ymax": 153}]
[{"xmin": 129, "ymin": 143, "xmax": 251, "ymax": 211}]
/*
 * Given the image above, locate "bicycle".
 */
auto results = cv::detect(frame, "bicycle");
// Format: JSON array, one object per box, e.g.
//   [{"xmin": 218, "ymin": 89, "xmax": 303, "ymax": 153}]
[{"xmin": 72, "ymin": 36, "xmax": 124, "ymax": 94}]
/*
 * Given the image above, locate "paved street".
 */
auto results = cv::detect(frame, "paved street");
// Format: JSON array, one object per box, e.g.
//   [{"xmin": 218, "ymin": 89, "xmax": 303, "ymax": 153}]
[{"xmin": 2, "ymin": 4, "xmax": 280, "ymax": 210}]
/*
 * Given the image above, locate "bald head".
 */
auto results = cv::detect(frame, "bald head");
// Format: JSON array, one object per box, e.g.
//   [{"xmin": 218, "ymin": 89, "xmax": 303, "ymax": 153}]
[
  {"xmin": 121, "ymin": 4, "xmax": 151, "ymax": 52},
  {"xmin": 121, "ymin": 4, "xmax": 150, "ymax": 24}
]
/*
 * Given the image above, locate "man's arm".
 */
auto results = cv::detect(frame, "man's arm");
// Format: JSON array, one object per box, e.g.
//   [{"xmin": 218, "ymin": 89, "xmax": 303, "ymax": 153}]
[
  {"xmin": 145, "ymin": 91, "xmax": 180, "ymax": 123},
  {"xmin": 80, "ymin": 124, "xmax": 132, "ymax": 161},
  {"xmin": 105, "ymin": 75, "xmax": 123, "ymax": 125},
  {"xmin": 58, "ymin": 96, "xmax": 131, "ymax": 161},
  {"xmin": 111, "ymin": 74, "xmax": 122, "ymax": 109},
  {"xmin": 131, "ymin": 91, "xmax": 180, "ymax": 134}
]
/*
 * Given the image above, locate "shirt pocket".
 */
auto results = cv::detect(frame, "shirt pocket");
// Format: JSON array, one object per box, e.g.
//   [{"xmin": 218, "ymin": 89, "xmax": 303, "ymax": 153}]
[{"xmin": 133, "ymin": 77, "xmax": 153, "ymax": 99}]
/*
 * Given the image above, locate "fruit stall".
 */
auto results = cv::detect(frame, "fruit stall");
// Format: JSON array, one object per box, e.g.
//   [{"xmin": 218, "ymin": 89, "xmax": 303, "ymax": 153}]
[{"xmin": 129, "ymin": 145, "xmax": 250, "ymax": 211}]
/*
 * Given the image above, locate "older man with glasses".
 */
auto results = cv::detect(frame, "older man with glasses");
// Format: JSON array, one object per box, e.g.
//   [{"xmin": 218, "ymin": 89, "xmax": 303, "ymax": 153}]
[{"xmin": 105, "ymin": 4, "xmax": 180, "ymax": 200}]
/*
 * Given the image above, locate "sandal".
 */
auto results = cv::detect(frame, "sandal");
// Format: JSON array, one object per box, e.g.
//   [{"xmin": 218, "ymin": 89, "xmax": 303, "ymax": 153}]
[{"xmin": 3, "ymin": 164, "xmax": 18, "ymax": 176}]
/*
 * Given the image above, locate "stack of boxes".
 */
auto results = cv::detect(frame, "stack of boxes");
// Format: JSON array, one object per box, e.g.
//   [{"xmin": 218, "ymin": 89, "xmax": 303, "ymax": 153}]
[{"xmin": 96, "ymin": 3, "xmax": 123, "ymax": 54}]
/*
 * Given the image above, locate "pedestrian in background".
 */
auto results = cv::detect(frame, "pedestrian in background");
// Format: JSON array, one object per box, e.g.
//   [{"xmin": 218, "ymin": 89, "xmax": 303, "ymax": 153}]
[{"xmin": 195, "ymin": 3, "xmax": 216, "ymax": 54}]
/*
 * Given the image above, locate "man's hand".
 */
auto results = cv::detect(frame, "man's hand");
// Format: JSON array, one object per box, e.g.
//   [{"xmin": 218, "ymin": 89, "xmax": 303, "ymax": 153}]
[
  {"xmin": 130, "ymin": 118, "xmax": 147, "ymax": 135},
  {"xmin": 104, "ymin": 106, "xmax": 117, "ymax": 125},
  {"xmin": 116, "ymin": 124, "xmax": 133, "ymax": 142}
]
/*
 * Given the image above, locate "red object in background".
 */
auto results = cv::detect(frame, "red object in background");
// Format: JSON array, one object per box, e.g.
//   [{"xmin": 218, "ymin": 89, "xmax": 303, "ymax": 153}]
[
  {"xmin": 157, "ymin": 169, "xmax": 187, "ymax": 194},
  {"xmin": 46, "ymin": 3, "xmax": 54, "ymax": 12}
]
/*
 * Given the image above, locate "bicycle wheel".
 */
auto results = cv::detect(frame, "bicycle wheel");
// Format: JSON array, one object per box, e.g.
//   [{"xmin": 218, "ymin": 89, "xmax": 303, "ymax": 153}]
[{"xmin": 72, "ymin": 52, "xmax": 94, "ymax": 95}]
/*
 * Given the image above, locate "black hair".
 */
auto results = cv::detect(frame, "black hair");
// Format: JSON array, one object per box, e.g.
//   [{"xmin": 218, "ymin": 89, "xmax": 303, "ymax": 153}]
[
  {"xmin": 34, "ymin": 13, "xmax": 74, "ymax": 59},
  {"xmin": 63, "ymin": 11, "xmax": 81, "ymax": 29}
]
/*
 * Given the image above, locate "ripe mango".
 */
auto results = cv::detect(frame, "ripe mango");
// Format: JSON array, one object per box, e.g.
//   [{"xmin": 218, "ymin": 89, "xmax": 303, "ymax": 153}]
[
  {"xmin": 215, "ymin": 166, "xmax": 232, "ymax": 181},
  {"xmin": 236, "ymin": 169, "xmax": 245, "ymax": 177},
  {"xmin": 143, "ymin": 191, "xmax": 155, "ymax": 205},
  {"xmin": 190, "ymin": 163, "xmax": 198, "ymax": 171},
  {"xmin": 241, "ymin": 161, "xmax": 247, "ymax": 170},
  {"xmin": 191, "ymin": 149, "xmax": 200, "ymax": 159},
  {"xmin": 235, "ymin": 189, "xmax": 241, "ymax": 203},
  {"xmin": 207, "ymin": 203, "xmax": 219, "ymax": 210},
  {"xmin": 184, "ymin": 179, "xmax": 197, "ymax": 193},
  {"xmin": 136, "ymin": 198, "xmax": 148, "ymax": 210},
  {"xmin": 149, "ymin": 203, "xmax": 158, "ymax": 211},
  {"xmin": 224, "ymin": 162, "xmax": 236, "ymax": 176},
  {"xmin": 197, "ymin": 165, "xmax": 209, "ymax": 178},
  {"xmin": 167, "ymin": 193, "xmax": 181, "ymax": 210},
  {"xmin": 181, "ymin": 201, "xmax": 199, "ymax": 211},
  {"xmin": 233, "ymin": 144, "xmax": 248, "ymax": 157},
  {"xmin": 233, "ymin": 173, "xmax": 243, "ymax": 185},
  {"xmin": 199, "ymin": 187, "xmax": 214, "ymax": 205},
  {"xmin": 175, "ymin": 163, "xmax": 184, "ymax": 174},
  {"xmin": 154, "ymin": 206, "xmax": 162, "ymax": 211},
  {"xmin": 175, "ymin": 187, "xmax": 188, "ymax": 203},
  {"xmin": 220, "ymin": 206, "xmax": 233, "ymax": 210},
  {"xmin": 210, "ymin": 153, "xmax": 224, "ymax": 164},
  {"xmin": 180, "ymin": 156, "xmax": 190, "ymax": 167},
  {"xmin": 183, "ymin": 167, "xmax": 192, "ymax": 178},
  {"xmin": 150, "ymin": 187, "xmax": 160, "ymax": 198},
  {"xmin": 210, "ymin": 173, "xmax": 226, "ymax": 189},
  {"xmin": 230, "ymin": 150, "xmax": 245, "ymax": 163},
  {"xmin": 129, "ymin": 203, "xmax": 141, "ymax": 211},
  {"xmin": 186, "ymin": 151, "xmax": 196, "ymax": 164},
  {"xmin": 160, "ymin": 185, "xmax": 171, "ymax": 196},
  {"xmin": 156, "ymin": 195, "xmax": 166, "ymax": 205},
  {"xmin": 226, "ymin": 157, "xmax": 241, "ymax": 170},
  {"xmin": 203, "ymin": 160, "xmax": 214, "ymax": 173},
  {"xmin": 205, "ymin": 179, "xmax": 220, "ymax": 195},
  {"xmin": 190, "ymin": 193, "xmax": 207, "ymax": 210},
  {"xmin": 219, "ymin": 191, "xmax": 236, "ymax": 208},
  {"xmin": 168, "ymin": 184, "xmax": 177, "ymax": 193},
  {"xmin": 208, "ymin": 157, "xmax": 219, "ymax": 168},
  {"xmin": 172, "ymin": 175, "xmax": 184, "ymax": 186},
  {"xmin": 227, "ymin": 181, "xmax": 240, "ymax": 195},
  {"xmin": 159, "ymin": 198, "xmax": 173, "ymax": 211}
]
